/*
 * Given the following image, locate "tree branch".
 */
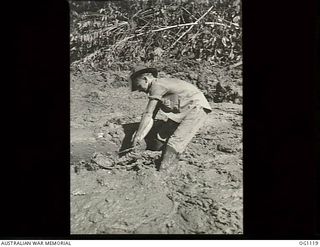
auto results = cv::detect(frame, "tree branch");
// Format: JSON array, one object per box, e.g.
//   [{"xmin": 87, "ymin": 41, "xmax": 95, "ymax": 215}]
[
  {"xmin": 229, "ymin": 60, "xmax": 242, "ymax": 69},
  {"xmin": 205, "ymin": 21, "xmax": 240, "ymax": 29},
  {"xmin": 111, "ymin": 19, "xmax": 240, "ymax": 47},
  {"xmin": 170, "ymin": 5, "xmax": 214, "ymax": 48}
]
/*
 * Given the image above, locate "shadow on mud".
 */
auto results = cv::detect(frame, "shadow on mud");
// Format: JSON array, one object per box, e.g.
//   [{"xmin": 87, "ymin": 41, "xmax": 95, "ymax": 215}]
[{"xmin": 119, "ymin": 120, "xmax": 166, "ymax": 156}]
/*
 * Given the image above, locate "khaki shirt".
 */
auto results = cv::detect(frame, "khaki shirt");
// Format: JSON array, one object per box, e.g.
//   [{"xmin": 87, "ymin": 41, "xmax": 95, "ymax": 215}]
[{"xmin": 148, "ymin": 78, "xmax": 212, "ymax": 123}]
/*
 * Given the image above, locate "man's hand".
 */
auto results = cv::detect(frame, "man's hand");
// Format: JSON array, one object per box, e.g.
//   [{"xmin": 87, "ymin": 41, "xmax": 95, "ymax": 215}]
[
  {"xmin": 131, "ymin": 132, "xmax": 142, "ymax": 147},
  {"xmin": 130, "ymin": 99, "xmax": 158, "ymax": 149}
]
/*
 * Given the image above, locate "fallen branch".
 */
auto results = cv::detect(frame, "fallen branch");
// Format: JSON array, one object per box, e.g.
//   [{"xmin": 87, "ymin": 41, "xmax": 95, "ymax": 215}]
[
  {"xmin": 170, "ymin": 5, "xmax": 214, "ymax": 48},
  {"xmin": 150, "ymin": 22, "xmax": 197, "ymax": 32},
  {"xmin": 131, "ymin": 9, "xmax": 142, "ymax": 19},
  {"xmin": 229, "ymin": 60, "xmax": 242, "ymax": 69},
  {"xmin": 181, "ymin": 7, "xmax": 198, "ymax": 21},
  {"xmin": 136, "ymin": 23, "xmax": 150, "ymax": 32},
  {"xmin": 205, "ymin": 21, "xmax": 240, "ymax": 29},
  {"xmin": 109, "ymin": 19, "xmax": 238, "ymax": 48},
  {"xmin": 110, "ymin": 23, "xmax": 197, "ymax": 45},
  {"xmin": 217, "ymin": 16, "xmax": 240, "ymax": 27}
]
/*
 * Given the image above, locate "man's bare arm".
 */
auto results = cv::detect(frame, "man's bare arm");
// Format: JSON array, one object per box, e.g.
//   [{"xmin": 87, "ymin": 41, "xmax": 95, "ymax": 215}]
[{"xmin": 132, "ymin": 99, "xmax": 159, "ymax": 145}]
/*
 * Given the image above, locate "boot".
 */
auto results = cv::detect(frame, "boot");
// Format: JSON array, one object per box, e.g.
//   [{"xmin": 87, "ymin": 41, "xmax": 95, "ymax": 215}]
[{"xmin": 160, "ymin": 145, "xmax": 179, "ymax": 174}]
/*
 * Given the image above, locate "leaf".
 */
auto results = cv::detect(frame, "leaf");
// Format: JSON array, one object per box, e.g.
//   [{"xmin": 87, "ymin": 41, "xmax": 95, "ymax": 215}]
[
  {"xmin": 235, "ymin": 4, "xmax": 241, "ymax": 14},
  {"xmin": 154, "ymin": 47, "xmax": 164, "ymax": 57},
  {"xmin": 228, "ymin": 49, "xmax": 234, "ymax": 59},
  {"xmin": 233, "ymin": 0, "xmax": 241, "ymax": 7},
  {"xmin": 222, "ymin": 37, "xmax": 229, "ymax": 47},
  {"xmin": 233, "ymin": 16, "xmax": 240, "ymax": 23}
]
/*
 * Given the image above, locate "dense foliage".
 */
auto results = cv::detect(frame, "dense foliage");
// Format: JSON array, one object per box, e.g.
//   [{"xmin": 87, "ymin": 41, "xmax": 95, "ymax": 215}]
[{"xmin": 70, "ymin": 0, "xmax": 242, "ymax": 67}]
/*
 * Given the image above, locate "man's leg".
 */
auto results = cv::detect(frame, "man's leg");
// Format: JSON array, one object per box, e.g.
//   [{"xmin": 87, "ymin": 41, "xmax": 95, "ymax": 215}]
[
  {"xmin": 152, "ymin": 119, "xmax": 179, "ymax": 151},
  {"xmin": 160, "ymin": 105, "xmax": 208, "ymax": 172}
]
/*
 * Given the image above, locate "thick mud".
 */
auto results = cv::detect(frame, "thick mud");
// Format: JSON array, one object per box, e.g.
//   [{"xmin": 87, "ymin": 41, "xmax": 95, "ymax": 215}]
[{"xmin": 70, "ymin": 67, "xmax": 243, "ymax": 234}]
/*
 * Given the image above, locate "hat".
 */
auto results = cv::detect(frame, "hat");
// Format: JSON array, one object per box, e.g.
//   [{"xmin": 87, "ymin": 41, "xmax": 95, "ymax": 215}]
[{"xmin": 129, "ymin": 65, "xmax": 158, "ymax": 91}]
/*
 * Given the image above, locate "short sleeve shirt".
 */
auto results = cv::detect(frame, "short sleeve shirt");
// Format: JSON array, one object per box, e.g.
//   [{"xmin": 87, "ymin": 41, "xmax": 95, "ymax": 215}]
[{"xmin": 148, "ymin": 78, "xmax": 212, "ymax": 123}]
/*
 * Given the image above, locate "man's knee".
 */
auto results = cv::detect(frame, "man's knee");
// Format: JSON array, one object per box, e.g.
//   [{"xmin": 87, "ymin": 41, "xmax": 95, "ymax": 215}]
[{"xmin": 149, "ymin": 138, "xmax": 165, "ymax": 151}]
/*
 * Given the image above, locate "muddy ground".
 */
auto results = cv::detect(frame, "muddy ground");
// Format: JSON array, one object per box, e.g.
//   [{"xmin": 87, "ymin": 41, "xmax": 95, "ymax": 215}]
[{"xmin": 70, "ymin": 64, "xmax": 243, "ymax": 234}]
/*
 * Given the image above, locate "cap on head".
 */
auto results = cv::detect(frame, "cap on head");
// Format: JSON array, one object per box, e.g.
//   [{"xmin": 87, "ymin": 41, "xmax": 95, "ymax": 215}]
[{"xmin": 129, "ymin": 65, "xmax": 158, "ymax": 91}]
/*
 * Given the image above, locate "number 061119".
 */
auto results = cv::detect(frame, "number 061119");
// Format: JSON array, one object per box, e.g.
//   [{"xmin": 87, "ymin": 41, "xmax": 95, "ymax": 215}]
[{"xmin": 299, "ymin": 241, "xmax": 319, "ymax": 246}]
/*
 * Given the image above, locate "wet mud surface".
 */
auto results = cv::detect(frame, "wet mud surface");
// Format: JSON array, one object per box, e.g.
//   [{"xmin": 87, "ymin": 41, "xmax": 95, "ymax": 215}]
[{"xmin": 70, "ymin": 68, "xmax": 242, "ymax": 234}]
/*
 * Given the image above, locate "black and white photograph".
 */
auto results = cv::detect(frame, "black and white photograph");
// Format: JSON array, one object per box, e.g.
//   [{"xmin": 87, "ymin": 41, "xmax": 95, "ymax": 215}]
[{"xmin": 70, "ymin": 0, "xmax": 242, "ymax": 234}]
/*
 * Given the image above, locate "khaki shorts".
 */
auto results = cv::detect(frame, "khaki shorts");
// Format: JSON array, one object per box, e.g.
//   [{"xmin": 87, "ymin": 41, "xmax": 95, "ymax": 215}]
[{"xmin": 157, "ymin": 105, "xmax": 208, "ymax": 153}]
